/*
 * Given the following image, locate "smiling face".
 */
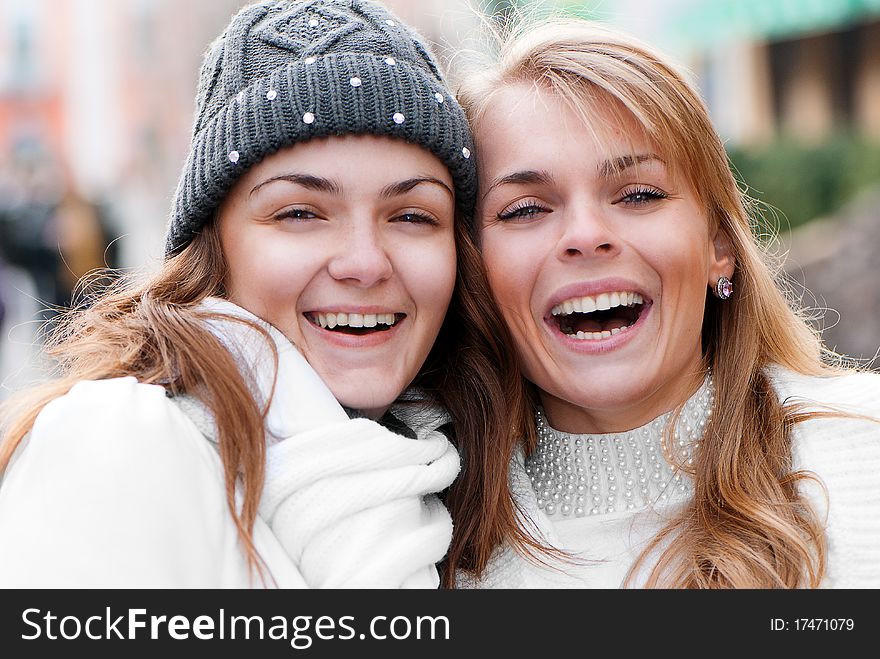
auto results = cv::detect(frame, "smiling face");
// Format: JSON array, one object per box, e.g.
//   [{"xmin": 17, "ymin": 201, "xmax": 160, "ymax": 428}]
[
  {"xmin": 477, "ymin": 84, "xmax": 733, "ymax": 433},
  {"xmin": 218, "ymin": 134, "xmax": 457, "ymax": 418}
]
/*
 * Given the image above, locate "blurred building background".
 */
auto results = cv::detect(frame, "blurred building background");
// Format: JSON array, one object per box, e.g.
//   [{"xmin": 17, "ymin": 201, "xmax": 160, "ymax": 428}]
[{"xmin": 1, "ymin": 0, "xmax": 878, "ymax": 398}]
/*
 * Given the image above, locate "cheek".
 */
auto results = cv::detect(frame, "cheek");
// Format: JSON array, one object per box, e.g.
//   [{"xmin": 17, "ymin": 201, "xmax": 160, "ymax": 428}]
[
  {"xmin": 225, "ymin": 237, "xmax": 315, "ymax": 319},
  {"xmin": 635, "ymin": 214, "xmax": 711, "ymax": 287},
  {"xmin": 641, "ymin": 228, "xmax": 711, "ymax": 342},
  {"xmin": 481, "ymin": 229, "xmax": 540, "ymax": 320},
  {"xmin": 480, "ymin": 231, "xmax": 545, "ymax": 372},
  {"xmin": 400, "ymin": 235, "xmax": 457, "ymax": 322}
]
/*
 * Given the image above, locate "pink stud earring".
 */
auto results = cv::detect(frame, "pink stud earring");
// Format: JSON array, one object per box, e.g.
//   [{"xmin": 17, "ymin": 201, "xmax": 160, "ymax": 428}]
[{"xmin": 714, "ymin": 276, "xmax": 733, "ymax": 300}]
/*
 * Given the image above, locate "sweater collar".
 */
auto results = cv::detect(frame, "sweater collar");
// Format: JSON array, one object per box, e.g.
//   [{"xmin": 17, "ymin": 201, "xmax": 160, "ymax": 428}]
[{"xmin": 527, "ymin": 372, "xmax": 714, "ymax": 520}]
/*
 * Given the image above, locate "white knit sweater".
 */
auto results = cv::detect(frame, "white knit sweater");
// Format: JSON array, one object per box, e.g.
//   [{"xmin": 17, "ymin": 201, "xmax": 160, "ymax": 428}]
[
  {"xmin": 459, "ymin": 365, "xmax": 880, "ymax": 588},
  {"xmin": 0, "ymin": 299, "xmax": 460, "ymax": 588}
]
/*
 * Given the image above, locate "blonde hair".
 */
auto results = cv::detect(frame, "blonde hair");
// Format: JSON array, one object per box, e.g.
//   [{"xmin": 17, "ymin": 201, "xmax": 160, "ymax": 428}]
[{"xmin": 458, "ymin": 17, "xmax": 839, "ymax": 588}]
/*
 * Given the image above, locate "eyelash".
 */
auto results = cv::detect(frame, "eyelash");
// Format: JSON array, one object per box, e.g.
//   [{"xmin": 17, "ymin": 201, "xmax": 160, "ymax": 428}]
[
  {"xmin": 496, "ymin": 200, "xmax": 551, "ymax": 222},
  {"xmin": 274, "ymin": 207, "xmax": 318, "ymax": 222},
  {"xmin": 617, "ymin": 186, "xmax": 668, "ymax": 206},
  {"xmin": 273, "ymin": 208, "xmax": 439, "ymax": 226},
  {"xmin": 393, "ymin": 211, "xmax": 439, "ymax": 226},
  {"xmin": 494, "ymin": 185, "xmax": 668, "ymax": 222}
]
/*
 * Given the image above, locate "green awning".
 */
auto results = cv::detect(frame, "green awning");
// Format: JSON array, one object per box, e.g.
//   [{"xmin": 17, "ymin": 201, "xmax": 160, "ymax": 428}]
[
  {"xmin": 519, "ymin": 0, "xmax": 880, "ymax": 52},
  {"xmin": 669, "ymin": 0, "xmax": 880, "ymax": 48}
]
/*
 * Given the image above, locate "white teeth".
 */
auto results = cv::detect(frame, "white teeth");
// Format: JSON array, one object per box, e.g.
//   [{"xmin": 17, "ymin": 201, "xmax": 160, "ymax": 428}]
[
  {"xmin": 571, "ymin": 326, "xmax": 629, "ymax": 340},
  {"xmin": 550, "ymin": 290, "xmax": 644, "ymax": 316},
  {"xmin": 312, "ymin": 311, "xmax": 399, "ymax": 329},
  {"xmin": 573, "ymin": 330, "xmax": 606, "ymax": 340}
]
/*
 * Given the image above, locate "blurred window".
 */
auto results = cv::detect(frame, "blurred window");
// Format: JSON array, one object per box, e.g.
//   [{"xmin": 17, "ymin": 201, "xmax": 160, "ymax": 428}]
[{"xmin": 5, "ymin": 1, "xmax": 45, "ymax": 91}]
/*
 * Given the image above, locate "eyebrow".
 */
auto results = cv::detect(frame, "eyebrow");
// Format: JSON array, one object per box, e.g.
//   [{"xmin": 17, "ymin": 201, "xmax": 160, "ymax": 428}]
[
  {"xmin": 481, "ymin": 170, "xmax": 554, "ymax": 203},
  {"xmin": 598, "ymin": 153, "xmax": 665, "ymax": 178},
  {"xmin": 480, "ymin": 155, "xmax": 667, "ymax": 202},
  {"xmin": 249, "ymin": 174, "xmax": 453, "ymax": 200},
  {"xmin": 250, "ymin": 173, "xmax": 339, "ymax": 197},
  {"xmin": 380, "ymin": 176, "xmax": 454, "ymax": 200}
]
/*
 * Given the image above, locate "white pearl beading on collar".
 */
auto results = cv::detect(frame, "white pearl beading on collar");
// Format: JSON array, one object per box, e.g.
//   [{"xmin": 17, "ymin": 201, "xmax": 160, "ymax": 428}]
[{"xmin": 526, "ymin": 373, "xmax": 715, "ymax": 518}]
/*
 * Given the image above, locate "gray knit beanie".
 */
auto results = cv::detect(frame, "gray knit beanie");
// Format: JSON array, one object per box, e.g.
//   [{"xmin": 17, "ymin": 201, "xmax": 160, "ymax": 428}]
[{"xmin": 165, "ymin": 0, "xmax": 476, "ymax": 256}]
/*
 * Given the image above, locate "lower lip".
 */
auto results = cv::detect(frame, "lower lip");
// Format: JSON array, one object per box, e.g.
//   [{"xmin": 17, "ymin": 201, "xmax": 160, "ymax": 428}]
[
  {"xmin": 544, "ymin": 302, "xmax": 653, "ymax": 353},
  {"xmin": 303, "ymin": 315, "xmax": 405, "ymax": 348}
]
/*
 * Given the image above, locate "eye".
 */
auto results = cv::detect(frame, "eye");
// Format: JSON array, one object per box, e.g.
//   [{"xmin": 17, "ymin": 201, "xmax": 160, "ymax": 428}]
[
  {"xmin": 274, "ymin": 207, "xmax": 319, "ymax": 222},
  {"xmin": 615, "ymin": 186, "xmax": 668, "ymax": 207},
  {"xmin": 392, "ymin": 211, "xmax": 439, "ymax": 226},
  {"xmin": 496, "ymin": 199, "xmax": 552, "ymax": 222}
]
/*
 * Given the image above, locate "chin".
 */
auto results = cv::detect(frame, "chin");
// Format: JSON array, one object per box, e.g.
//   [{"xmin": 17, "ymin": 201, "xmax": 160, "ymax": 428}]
[
  {"xmin": 549, "ymin": 372, "xmax": 654, "ymax": 409},
  {"xmin": 335, "ymin": 390, "xmax": 398, "ymax": 417},
  {"xmin": 573, "ymin": 387, "xmax": 645, "ymax": 411}
]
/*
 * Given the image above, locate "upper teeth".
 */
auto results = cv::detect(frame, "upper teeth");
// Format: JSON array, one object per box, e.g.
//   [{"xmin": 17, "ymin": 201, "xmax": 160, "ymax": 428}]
[
  {"xmin": 314, "ymin": 312, "xmax": 398, "ymax": 329},
  {"xmin": 551, "ymin": 291, "xmax": 644, "ymax": 316}
]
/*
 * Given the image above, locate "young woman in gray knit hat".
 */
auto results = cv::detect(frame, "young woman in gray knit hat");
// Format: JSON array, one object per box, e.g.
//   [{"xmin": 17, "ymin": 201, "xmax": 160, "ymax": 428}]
[{"xmin": 0, "ymin": 0, "xmax": 521, "ymax": 588}]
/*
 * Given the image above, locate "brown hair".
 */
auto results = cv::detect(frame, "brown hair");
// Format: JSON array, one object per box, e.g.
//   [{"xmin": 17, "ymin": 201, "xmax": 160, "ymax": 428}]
[
  {"xmin": 436, "ymin": 216, "xmax": 551, "ymax": 587},
  {"xmin": 456, "ymin": 16, "xmax": 844, "ymax": 587},
  {"xmin": 0, "ymin": 222, "xmax": 275, "ymax": 581},
  {"xmin": 0, "ymin": 205, "xmax": 525, "ymax": 587}
]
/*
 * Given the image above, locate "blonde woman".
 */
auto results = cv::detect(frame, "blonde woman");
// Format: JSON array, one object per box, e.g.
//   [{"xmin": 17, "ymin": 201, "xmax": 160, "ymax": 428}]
[
  {"xmin": 451, "ymin": 18, "xmax": 880, "ymax": 588},
  {"xmin": 0, "ymin": 0, "xmax": 516, "ymax": 589}
]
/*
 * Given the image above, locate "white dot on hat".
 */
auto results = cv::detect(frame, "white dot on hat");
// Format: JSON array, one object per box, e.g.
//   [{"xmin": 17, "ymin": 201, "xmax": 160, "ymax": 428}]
[
  {"xmin": 228, "ymin": 150, "xmax": 240, "ymax": 163},
  {"xmin": 266, "ymin": 89, "xmax": 277, "ymax": 101},
  {"xmin": 303, "ymin": 112, "xmax": 315, "ymax": 124},
  {"xmin": 349, "ymin": 77, "xmax": 362, "ymax": 88},
  {"xmin": 434, "ymin": 92, "xmax": 444, "ymax": 104},
  {"xmin": 384, "ymin": 57, "xmax": 396, "ymax": 66},
  {"xmin": 462, "ymin": 147, "xmax": 471, "ymax": 159},
  {"xmin": 385, "ymin": 20, "xmax": 395, "ymax": 26},
  {"xmin": 237, "ymin": 91, "xmax": 244, "ymax": 103},
  {"xmin": 304, "ymin": 56, "xmax": 316, "ymax": 64},
  {"xmin": 393, "ymin": 112, "xmax": 405, "ymax": 124},
  {"xmin": 309, "ymin": 18, "xmax": 319, "ymax": 27}
]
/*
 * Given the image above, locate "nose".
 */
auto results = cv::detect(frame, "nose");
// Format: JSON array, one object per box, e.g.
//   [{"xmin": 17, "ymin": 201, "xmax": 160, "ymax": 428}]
[
  {"xmin": 327, "ymin": 219, "xmax": 393, "ymax": 287},
  {"xmin": 557, "ymin": 205, "xmax": 620, "ymax": 260}
]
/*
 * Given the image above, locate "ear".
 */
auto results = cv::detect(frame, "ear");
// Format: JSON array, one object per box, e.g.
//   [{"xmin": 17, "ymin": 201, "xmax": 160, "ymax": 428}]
[{"xmin": 707, "ymin": 226, "xmax": 735, "ymax": 288}]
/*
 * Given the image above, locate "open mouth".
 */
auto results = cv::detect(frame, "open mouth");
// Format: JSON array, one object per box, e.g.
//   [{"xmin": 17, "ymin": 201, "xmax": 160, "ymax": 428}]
[
  {"xmin": 305, "ymin": 311, "xmax": 405, "ymax": 336},
  {"xmin": 550, "ymin": 291, "xmax": 648, "ymax": 340}
]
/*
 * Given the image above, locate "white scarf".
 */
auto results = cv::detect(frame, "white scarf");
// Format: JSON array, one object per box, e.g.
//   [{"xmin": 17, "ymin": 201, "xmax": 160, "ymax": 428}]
[{"xmin": 191, "ymin": 297, "xmax": 461, "ymax": 587}]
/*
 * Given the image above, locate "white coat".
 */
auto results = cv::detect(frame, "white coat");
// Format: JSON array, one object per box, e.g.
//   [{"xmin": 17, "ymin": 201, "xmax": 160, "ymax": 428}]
[{"xmin": 0, "ymin": 299, "xmax": 460, "ymax": 588}]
